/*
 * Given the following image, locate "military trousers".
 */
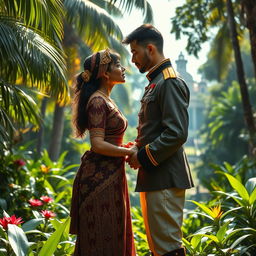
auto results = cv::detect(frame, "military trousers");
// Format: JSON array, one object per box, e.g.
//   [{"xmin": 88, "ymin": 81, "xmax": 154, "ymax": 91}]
[{"xmin": 140, "ymin": 188, "xmax": 185, "ymax": 256}]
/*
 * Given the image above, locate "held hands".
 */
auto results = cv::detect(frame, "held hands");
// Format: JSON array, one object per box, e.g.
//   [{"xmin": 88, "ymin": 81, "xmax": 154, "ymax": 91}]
[{"xmin": 122, "ymin": 142, "xmax": 141, "ymax": 170}]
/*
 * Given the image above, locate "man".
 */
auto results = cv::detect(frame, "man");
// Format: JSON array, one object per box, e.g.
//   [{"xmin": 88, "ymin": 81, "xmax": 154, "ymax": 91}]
[{"xmin": 123, "ymin": 24, "xmax": 194, "ymax": 256}]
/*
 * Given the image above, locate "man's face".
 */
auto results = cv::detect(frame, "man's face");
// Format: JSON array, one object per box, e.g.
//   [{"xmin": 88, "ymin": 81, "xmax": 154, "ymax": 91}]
[{"xmin": 130, "ymin": 41, "xmax": 152, "ymax": 73}]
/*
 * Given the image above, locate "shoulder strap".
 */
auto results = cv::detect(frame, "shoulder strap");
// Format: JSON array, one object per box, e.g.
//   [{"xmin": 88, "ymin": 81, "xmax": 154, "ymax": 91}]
[{"xmin": 162, "ymin": 66, "xmax": 177, "ymax": 80}]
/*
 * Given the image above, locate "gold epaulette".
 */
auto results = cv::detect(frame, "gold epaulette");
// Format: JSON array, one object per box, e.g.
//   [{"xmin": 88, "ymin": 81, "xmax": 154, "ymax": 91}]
[{"xmin": 162, "ymin": 67, "xmax": 177, "ymax": 80}]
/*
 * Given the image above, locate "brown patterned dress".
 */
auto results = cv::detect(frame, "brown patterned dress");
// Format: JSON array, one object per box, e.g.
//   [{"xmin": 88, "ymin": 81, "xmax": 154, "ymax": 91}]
[{"xmin": 70, "ymin": 93, "xmax": 136, "ymax": 256}]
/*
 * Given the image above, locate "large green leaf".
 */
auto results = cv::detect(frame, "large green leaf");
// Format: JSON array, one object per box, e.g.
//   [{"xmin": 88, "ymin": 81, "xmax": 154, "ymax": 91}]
[
  {"xmin": 22, "ymin": 219, "xmax": 44, "ymax": 232},
  {"xmin": 249, "ymin": 187, "xmax": 256, "ymax": 205},
  {"xmin": 189, "ymin": 200, "xmax": 215, "ymax": 219},
  {"xmin": 223, "ymin": 173, "xmax": 250, "ymax": 202},
  {"xmin": 38, "ymin": 217, "xmax": 70, "ymax": 256},
  {"xmin": 8, "ymin": 224, "xmax": 29, "ymax": 256},
  {"xmin": 246, "ymin": 177, "xmax": 256, "ymax": 194}
]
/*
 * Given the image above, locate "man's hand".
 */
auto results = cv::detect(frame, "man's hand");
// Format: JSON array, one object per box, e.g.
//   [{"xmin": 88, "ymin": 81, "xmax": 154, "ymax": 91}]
[{"xmin": 126, "ymin": 151, "xmax": 141, "ymax": 169}]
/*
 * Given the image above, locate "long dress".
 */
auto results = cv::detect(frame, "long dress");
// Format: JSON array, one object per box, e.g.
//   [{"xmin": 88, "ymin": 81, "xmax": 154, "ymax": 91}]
[{"xmin": 70, "ymin": 92, "xmax": 136, "ymax": 256}]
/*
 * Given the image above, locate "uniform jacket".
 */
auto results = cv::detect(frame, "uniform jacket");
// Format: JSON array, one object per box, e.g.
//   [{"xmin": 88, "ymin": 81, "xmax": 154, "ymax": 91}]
[{"xmin": 136, "ymin": 59, "xmax": 194, "ymax": 192}]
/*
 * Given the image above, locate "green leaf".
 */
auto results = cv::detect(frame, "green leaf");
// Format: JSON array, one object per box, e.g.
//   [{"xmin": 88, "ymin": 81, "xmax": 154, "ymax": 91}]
[
  {"xmin": 188, "ymin": 200, "xmax": 215, "ymax": 219},
  {"xmin": 215, "ymin": 190, "xmax": 246, "ymax": 207},
  {"xmin": 22, "ymin": 218, "xmax": 44, "ymax": 232},
  {"xmin": 216, "ymin": 221, "xmax": 230, "ymax": 242},
  {"xmin": 38, "ymin": 217, "xmax": 70, "ymax": 256},
  {"xmin": 202, "ymin": 234, "xmax": 219, "ymax": 243},
  {"xmin": 249, "ymin": 187, "xmax": 256, "ymax": 205},
  {"xmin": 230, "ymin": 234, "xmax": 252, "ymax": 249},
  {"xmin": 191, "ymin": 234, "xmax": 202, "ymax": 249},
  {"xmin": 246, "ymin": 178, "xmax": 256, "ymax": 194},
  {"xmin": 222, "ymin": 173, "xmax": 249, "ymax": 202},
  {"xmin": 8, "ymin": 224, "xmax": 29, "ymax": 256}
]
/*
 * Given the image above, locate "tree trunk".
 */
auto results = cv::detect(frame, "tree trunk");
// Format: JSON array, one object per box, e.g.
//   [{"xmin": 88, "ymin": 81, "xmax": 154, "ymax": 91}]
[
  {"xmin": 36, "ymin": 97, "xmax": 48, "ymax": 156},
  {"xmin": 242, "ymin": 0, "xmax": 256, "ymax": 79},
  {"xmin": 48, "ymin": 104, "xmax": 65, "ymax": 161},
  {"xmin": 47, "ymin": 22, "xmax": 78, "ymax": 162},
  {"xmin": 226, "ymin": 0, "xmax": 256, "ymax": 154}
]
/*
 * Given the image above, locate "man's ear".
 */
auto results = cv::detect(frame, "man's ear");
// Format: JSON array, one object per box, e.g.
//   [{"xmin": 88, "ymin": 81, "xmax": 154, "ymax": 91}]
[{"xmin": 146, "ymin": 44, "xmax": 156, "ymax": 55}]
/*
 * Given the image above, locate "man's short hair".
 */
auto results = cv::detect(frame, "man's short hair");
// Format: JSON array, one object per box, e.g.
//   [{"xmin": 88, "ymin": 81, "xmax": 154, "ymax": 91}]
[{"xmin": 122, "ymin": 24, "xmax": 164, "ymax": 54}]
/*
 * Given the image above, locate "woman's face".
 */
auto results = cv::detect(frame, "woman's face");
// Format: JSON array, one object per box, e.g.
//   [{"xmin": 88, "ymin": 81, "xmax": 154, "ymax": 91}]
[{"xmin": 108, "ymin": 59, "xmax": 126, "ymax": 84}]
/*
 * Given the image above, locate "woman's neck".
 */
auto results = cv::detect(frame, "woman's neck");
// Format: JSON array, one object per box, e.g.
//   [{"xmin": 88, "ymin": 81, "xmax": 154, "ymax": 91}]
[{"xmin": 98, "ymin": 85, "xmax": 112, "ymax": 97}]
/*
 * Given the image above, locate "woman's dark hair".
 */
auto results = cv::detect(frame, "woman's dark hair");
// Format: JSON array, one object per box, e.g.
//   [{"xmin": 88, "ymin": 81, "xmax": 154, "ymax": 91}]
[
  {"xmin": 72, "ymin": 50, "xmax": 120, "ymax": 137},
  {"xmin": 122, "ymin": 24, "xmax": 164, "ymax": 54}
]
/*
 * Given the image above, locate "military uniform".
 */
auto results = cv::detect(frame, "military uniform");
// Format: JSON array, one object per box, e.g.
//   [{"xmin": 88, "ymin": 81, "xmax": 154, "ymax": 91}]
[
  {"xmin": 135, "ymin": 59, "xmax": 194, "ymax": 256},
  {"xmin": 136, "ymin": 58, "xmax": 194, "ymax": 191}
]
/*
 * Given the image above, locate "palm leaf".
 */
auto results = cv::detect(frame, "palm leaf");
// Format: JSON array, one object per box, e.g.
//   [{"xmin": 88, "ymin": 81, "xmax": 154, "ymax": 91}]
[
  {"xmin": 109, "ymin": 0, "xmax": 153, "ymax": 23},
  {"xmin": 64, "ymin": 0, "xmax": 123, "ymax": 42},
  {"xmin": 2, "ymin": 0, "xmax": 64, "ymax": 41},
  {"xmin": 91, "ymin": 0, "xmax": 123, "ymax": 17},
  {"xmin": 0, "ymin": 15, "xmax": 68, "ymax": 99},
  {"xmin": 208, "ymin": 24, "xmax": 233, "ymax": 81},
  {"xmin": 0, "ymin": 79, "xmax": 41, "ymax": 141}
]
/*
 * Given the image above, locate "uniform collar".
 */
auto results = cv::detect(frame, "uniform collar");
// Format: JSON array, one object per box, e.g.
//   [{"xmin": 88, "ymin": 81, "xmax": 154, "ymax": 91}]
[{"xmin": 146, "ymin": 58, "xmax": 172, "ymax": 81}]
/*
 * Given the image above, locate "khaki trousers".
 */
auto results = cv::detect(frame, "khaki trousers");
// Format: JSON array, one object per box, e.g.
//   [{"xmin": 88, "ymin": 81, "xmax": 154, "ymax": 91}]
[{"xmin": 140, "ymin": 188, "xmax": 185, "ymax": 256}]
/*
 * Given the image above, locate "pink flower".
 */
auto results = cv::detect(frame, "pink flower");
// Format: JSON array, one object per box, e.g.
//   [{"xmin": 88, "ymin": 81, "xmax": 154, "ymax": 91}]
[
  {"xmin": 14, "ymin": 159, "xmax": 26, "ymax": 167},
  {"xmin": 41, "ymin": 210, "xmax": 56, "ymax": 219},
  {"xmin": 40, "ymin": 196, "xmax": 53, "ymax": 203},
  {"xmin": 28, "ymin": 199, "xmax": 43, "ymax": 207},
  {"xmin": 0, "ymin": 215, "xmax": 24, "ymax": 230}
]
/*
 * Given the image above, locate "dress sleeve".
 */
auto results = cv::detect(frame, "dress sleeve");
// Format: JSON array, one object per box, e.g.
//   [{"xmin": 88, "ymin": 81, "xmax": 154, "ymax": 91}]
[{"xmin": 87, "ymin": 96, "xmax": 108, "ymax": 139}]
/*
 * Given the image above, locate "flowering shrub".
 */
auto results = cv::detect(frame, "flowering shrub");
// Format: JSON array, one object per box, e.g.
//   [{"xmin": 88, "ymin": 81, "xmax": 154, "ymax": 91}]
[
  {"xmin": 28, "ymin": 199, "xmax": 43, "ymax": 207},
  {"xmin": 40, "ymin": 196, "xmax": 53, "ymax": 203},
  {"xmin": 1, "ymin": 146, "xmax": 256, "ymax": 255},
  {"xmin": 0, "ymin": 149, "xmax": 78, "ymax": 255},
  {"xmin": 0, "ymin": 215, "xmax": 23, "ymax": 230},
  {"xmin": 41, "ymin": 210, "xmax": 56, "ymax": 219}
]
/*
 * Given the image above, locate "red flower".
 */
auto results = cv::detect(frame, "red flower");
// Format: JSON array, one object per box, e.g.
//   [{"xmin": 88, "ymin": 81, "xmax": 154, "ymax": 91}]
[
  {"xmin": 13, "ymin": 159, "xmax": 26, "ymax": 167},
  {"xmin": 28, "ymin": 199, "xmax": 43, "ymax": 207},
  {"xmin": 150, "ymin": 83, "xmax": 156, "ymax": 89},
  {"xmin": 0, "ymin": 215, "xmax": 24, "ymax": 230},
  {"xmin": 41, "ymin": 210, "xmax": 56, "ymax": 219},
  {"xmin": 40, "ymin": 196, "xmax": 53, "ymax": 203}
]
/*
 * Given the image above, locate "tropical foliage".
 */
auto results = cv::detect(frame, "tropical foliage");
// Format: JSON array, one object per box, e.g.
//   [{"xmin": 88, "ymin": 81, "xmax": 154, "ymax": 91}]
[{"xmin": 171, "ymin": 0, "xmax": 256, "ymax": 151}]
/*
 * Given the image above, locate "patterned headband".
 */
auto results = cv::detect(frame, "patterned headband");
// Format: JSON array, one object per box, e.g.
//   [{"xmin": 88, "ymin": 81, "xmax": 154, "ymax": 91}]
[{"xmin": 81, "ymin": 48, "xmax": 112, "ymax": 82}]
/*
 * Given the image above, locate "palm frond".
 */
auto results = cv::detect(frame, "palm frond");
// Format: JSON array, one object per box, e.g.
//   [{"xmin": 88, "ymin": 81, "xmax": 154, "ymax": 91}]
[
  {"xmin": 208, "ymin": 24, "xmax": 233, "ymax": 81},
  {"xmin": 0, "ymin": 15, "xmax": 68, "ymax": 99},
  {"xmin": 64, "ymin": 0, "xmax": 123, "ymax": 42},
  {"xmin": 91, "ymin": 0, "xmax": 123, "ymax": 17},
  {"xmin": 108, "ymin": 36, "xmax": 130, "ymax": 63},
  {"xmin": 0, "ymin": 79, "xmax": 41, "ymax": 125},
  {"xmin": 109, "ymin": 0, "xmax": 153, "ymax": 23},
  {"xmin": 2, "ymin": 0, "xmax": 64, "ymax": 41},
  {"xmin": 0, "ymin": 78, "xmax": 41, "ymax": 148}
]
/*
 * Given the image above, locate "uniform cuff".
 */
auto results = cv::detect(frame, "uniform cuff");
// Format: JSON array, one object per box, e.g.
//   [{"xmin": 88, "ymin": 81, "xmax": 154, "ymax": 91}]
[{"xmin": 137, "ymin": 144, "xmax": 158, "ymax": 171}]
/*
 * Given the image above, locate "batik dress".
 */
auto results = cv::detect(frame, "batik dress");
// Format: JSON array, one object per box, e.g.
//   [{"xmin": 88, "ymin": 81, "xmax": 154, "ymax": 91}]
[{"xmin": 70, "ymin": 91, "xmax": 136, "ymax": 256}]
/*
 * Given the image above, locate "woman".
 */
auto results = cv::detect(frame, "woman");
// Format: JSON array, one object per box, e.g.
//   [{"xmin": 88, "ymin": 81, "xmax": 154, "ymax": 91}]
[{"xmin": 70, "ymin": 48, "xmax": 136, "ymax": 256}]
